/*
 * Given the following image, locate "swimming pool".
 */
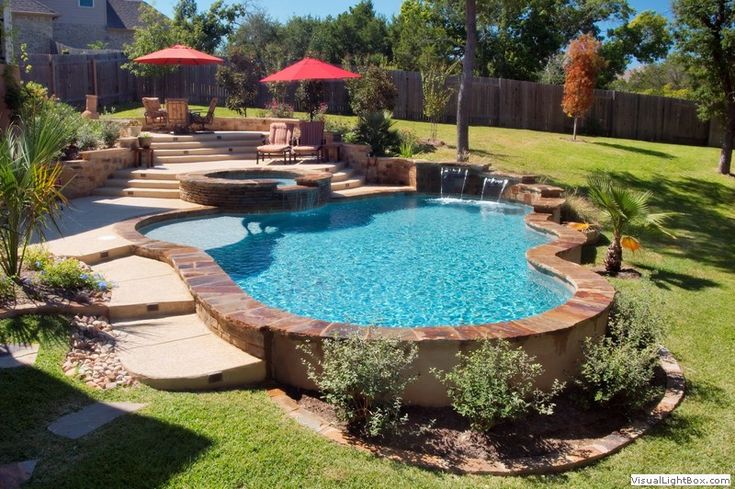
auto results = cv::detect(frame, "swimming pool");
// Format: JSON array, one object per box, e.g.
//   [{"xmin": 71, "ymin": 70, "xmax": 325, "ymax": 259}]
[{"xmin": 143, "ymin": 194, "xmax": 572, "ymax": 327}]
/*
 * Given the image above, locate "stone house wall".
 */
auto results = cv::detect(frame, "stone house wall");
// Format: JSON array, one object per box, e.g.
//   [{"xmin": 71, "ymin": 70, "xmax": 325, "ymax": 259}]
[{"xmin": 12, "ymin": 13, "xmax": 54, "ymax": 54}]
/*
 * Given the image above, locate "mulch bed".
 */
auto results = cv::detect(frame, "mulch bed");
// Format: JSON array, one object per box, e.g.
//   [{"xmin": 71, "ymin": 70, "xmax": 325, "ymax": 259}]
[{"xmin": 290, "ymin": 371, "xmax": 665, "ymax": 466}]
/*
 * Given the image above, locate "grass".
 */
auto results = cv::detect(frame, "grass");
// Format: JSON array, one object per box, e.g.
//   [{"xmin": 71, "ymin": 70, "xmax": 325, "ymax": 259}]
[{"xmin": 7, "ymin": 109, "xmax": 735, "ymax": 486}]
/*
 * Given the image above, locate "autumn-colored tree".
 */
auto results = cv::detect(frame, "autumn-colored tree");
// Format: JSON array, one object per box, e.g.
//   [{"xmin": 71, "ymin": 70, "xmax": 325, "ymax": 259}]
[{"xmin": 562, "ymin": 34, "xmax": 606, "ymax": 140}]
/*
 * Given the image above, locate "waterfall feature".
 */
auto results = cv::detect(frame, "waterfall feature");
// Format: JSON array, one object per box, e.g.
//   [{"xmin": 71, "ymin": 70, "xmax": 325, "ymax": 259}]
[
  {"xmin": 440, "ymin": 166, "xmax": 469, "ymax": 199},
  {"xmin": 480, "ymin": 177, "xmax": 509, "ymax": 202}
]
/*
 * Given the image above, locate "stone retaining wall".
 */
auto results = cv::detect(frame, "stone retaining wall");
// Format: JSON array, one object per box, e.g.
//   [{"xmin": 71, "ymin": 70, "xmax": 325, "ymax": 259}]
[{"xmin": 59, "ymin": 147, "xmax": 136, "ymax": 199}]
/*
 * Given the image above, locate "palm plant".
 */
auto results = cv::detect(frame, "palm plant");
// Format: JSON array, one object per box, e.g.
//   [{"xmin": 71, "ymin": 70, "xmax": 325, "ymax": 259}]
[
  {"xmin": 0, "ymin": 105, "xmax": 71, "ymax": 281},
  {"xmin": 586, "ymin": 175, "xmax": 675, "ymax": 275}
]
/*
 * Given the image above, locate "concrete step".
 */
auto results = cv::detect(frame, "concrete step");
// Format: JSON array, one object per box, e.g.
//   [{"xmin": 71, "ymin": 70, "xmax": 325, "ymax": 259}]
[
  {"xmin": 92, "ymin": 187, "xmax": 181, "ymax": 199},
  {"xmin": 330, "ymin": 170, "xmax": 354, "ymax": 183},
  {"xmin": 331, "ymin": 185, "xmax": 416, "ymax": 199},
  {"xmin": 92, "ymin": 255, "xmax": 195, "ymax": 320},
  {"xmin": 113, "ymin": 314, "xmax": 266, "ymax": 391},
  {"xmin": 330, "ymin": 176, "xmax": 364, "ymax": 191},
  {"xmin": 112, "ymin": 169, "xmax": 180, "ymax": 181},
  {"xmin": 154, "ymin": 152, "xmax": 257, "ymax": 164},
  {"xmin": 106, "ymin": 178, "xmax": 180, "ymax": 190},
  {"xmin": 151, "ymin": 139, "xmax": 263, "ymax": 150},
  {"xmin": 150, "ymin": 132, "xmax": 266, "ymax": 144},
  {"xmin": 153, "ymin": 145, "xmax": 259, "ymax": 157}
]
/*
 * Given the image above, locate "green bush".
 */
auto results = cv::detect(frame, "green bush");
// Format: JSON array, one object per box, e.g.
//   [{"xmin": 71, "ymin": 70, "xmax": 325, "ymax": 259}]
[
  {"xmin": 576, "ymin": 291, "xmax": 665, "ymax": 410},
  {"xmin": 38, "ymin": 258, "xmax": 109, "ymax": 292},
  {"xmin": 24, "ymin": 247, "xmax": 54, "ymax": 271},
  {"xmin": 75, "ymin": 123, "xmax": 101, "ymax": 151},
  {"xmin": 346, "ymin": 65, "xmax": 397, "ymax": 116},
  {"xmin": 98, "ymin": 120, "xmax": 121, "ymax": 148},
  {"xmin": 352, "ymin": 111, "xmax": 401, "ymax": 157},
  {"xmin": 0, "ymin": 275, "xmax": 15, "ymax": 303},
  {"xmin": 300, "ymin": 333, "xmax": 418, "ymax": 438},
  {"xmin": 434, "ymin": 339, "xmax": 564, "ymax": 432}
]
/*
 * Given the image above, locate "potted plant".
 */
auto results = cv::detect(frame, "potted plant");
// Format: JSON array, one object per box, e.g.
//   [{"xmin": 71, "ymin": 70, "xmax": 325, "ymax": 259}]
[
  {"xmin": 127, "ymin": 119, "xmax": 142, "ymax": 137},
  {"xmin": 138, "ymin": 132, "xmax": 153, "ymax": 149}
]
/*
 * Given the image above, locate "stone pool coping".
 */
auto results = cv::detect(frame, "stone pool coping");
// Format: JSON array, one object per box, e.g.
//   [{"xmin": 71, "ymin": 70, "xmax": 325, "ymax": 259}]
[
  {"xmin": 113, "ymin": 189, "xmax": 615, "ymax": 353},
  {"xmin": 267, "ymin": 347, "xmax": 685, "ymax": 475}
]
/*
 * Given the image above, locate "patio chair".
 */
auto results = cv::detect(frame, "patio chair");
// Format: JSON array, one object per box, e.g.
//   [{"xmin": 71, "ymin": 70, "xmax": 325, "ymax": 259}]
[
  {"xmin": 165, "ymin": 98, "xmax": 190, "ymax": 133},
  {"xmin": 292, "ymin": 120, "xmax": 325, "ymax": 162},
  {"xmin": 257, "ymin": 122, "xmax": 295, "ymax": 164},
  {"xmin": 190, "ymin": 97, "xmax": 217, "ymax": 131},
  {"xmin": 142, "ymin": 97, "xmax": 167, "ymax": 129}
]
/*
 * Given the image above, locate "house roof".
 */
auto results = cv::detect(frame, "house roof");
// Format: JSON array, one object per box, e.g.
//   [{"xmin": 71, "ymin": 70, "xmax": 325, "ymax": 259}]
[
  {"xmin": 10, "ymin": 0, "xmax": 57, "ymax": 16},
  {"xmin": 106, "ymin": 0, "xmax": 155, "ymax": 30}
]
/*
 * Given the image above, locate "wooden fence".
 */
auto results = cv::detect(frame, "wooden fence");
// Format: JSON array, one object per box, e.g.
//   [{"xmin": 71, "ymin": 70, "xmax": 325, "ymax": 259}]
[{"xmin": 20, "ymin": 53, "xmax": 720, "ymax": 147}]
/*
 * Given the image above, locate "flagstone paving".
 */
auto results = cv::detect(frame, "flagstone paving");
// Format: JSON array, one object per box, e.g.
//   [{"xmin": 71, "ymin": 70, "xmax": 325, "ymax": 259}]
[
  {"xmin": 0, "ymin": 459, "xmax": 38, "ymax": 489},
  {"xmin": 47, "ymin": 401, "xmax": 147, "ymax": 440},
  {"xmin": 0, "ymin": 344, "xmax": 39, "ymax": 369}
]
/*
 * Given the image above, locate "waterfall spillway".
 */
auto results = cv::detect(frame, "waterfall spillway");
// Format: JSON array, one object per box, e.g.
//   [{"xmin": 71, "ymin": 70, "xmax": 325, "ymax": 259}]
[
  {"xmin": 440, "ymin": 166, "xmax": 470, "ymax": 199},
  {"xmin": 480, "ymin": 177, "xmax": 509, "ymax": 202}
]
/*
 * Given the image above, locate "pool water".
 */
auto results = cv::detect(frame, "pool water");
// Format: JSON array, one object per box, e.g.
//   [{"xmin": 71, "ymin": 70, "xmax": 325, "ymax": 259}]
[
  {"xmin": 222, "ymin": 175, "xmax": 297, "ymax": 186},
  {"xmin": 143, "ymin": 194, "xmax": 572, "ymax": 327}
]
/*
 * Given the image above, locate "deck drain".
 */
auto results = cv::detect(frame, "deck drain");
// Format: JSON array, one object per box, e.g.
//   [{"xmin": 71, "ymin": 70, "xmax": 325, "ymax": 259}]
[
  {"xmin": 99, "ymin": 251, "xmax": 109, "ymax": 259},
  {"xmin": 146, "ymin": 304, "xmax": 159, "ymax": 312},
  {"xmin": 208, "ymin": 372, "xmax": 223, "ymax": 383}
]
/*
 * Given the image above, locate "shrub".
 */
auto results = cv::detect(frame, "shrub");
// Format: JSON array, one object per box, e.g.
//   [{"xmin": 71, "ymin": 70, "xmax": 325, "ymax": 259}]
[
  {"xmin": 98, "ymin": 120, "xmax": 121, "ymax": 148},
  {"xmin": 24, "ymin": 246, "xmax": 54, "ymax": 271},
  {"xmin": 421, "ymin": 61, "xmax": 455, "ymax": 141},
  {"xmin": 434, "ymin": 340, "xmax": 564, "ymax": 432},
  {"xmin": 75, "ymin": 123, "xmax": 101, "ymax": 151},
  {"xmin": 39, "ymin": 258, "xmax": 109, "ymax": 292},
  {"xmin": 561, "ymin": 188, "xmax": 600, "ymax": 225},
  {"xmin": 346, "ymin": 65, "xmax": 398, "ymax": 116},
  {"xmin": 267, "ymin": 99, "xmax": 294, "ymax": 118},
  {"xmin": 0, "ymin": 275, "xmax": 15, "ymax": 303},
  {"xmin": 398, "ymin": 130, "xmax": 418, "ymax": 158},
  {"xmin": 352, "ymin": 111, "xmax": 401, "ymax": 157},
  {"xmin": 576, "ymin": 291, "xmax": 665, "ymax": 410},
  {"xmin": 300, "ymin": 333, "xmax": 418, "ymax": 438}
]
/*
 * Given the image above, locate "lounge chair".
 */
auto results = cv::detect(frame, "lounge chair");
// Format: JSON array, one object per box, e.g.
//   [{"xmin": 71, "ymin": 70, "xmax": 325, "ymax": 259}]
[
  {"xmin": 142, "ymin": 97, "xmax": 167, "ymax": 129},
  {"xmin": 165, "ymin": 98, "xmax": 190, "ymax": 134},
  {"xmin": 292, "ymin": 120, "xmax": 325, "ymax": 162},
  {"xmin": 190, "ymin": 97, "xmax": 217, "ymax": 131},
  {"xmin": 257, "ymin": 122, "xmax": 295, "ymax": 164}
]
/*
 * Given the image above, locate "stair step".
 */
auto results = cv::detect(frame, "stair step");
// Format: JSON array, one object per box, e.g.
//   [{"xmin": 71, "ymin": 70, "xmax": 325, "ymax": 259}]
[
  {"xmin": 106, "ymin": 178, "xmax": 180, "ymax": 189},
  {"xmin": 154, "ymin": 153, "xmax": 256, "ymax": 164},
  {"xmin": 113, "ymin": 314, "xmax": 265, "ymax": 391},
  {"xmin": 92, "ymin": 255, "xmax": 194, "ymax": 320},
  {"xmin": 112, "ymin": 169, "xmax": 179, "ymax": 180},
  {"xmin": 330, "ymin": 177, "xmax": 364, "ymax": 191},
  {"xmin": 330, "ymin": 170, "xmax": 353, "ymax": 183},
  {"xmin": 153, "ymin": 145, "xmax": 259, "ymax": 156},
  {"xmin": 149, "ymin": 132, "xmax": 266, "ymax": 144},
  {"xmin": 93, "ymin": 187, "xmax": 181, "ymax": 199}
]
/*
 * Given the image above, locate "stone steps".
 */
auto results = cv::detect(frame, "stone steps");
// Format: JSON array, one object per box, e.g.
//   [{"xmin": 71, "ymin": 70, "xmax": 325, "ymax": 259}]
[
  {"xmin": 92, "ymin": 255, "xmax": 195, "ymax": 320},
  {"xmin": 112, "ymin": 168, "xmax": 180, "ymax": 180},
  {"xmin": 93, "ymin": 187, "xmax": 181, "ymax": 199},
  {"xmin": 149, "ymin": 132, "xmax": 265, "ymax": 144},
  {"xmin": 330, "ymin": 176, "xmax": 365, "ymax": 191},
  {"xmin": 113, "ymin": 314, "xmax": 266, "ymax": 391},
  {"xmin": 154, "ymin": 152, "xmax": 257, "ymax": 164},
  {"xmin": 153, "ymin": 145, "xmax": 258, "ymax": 157},
  {"xmin": 106, "ymin": 178, "xmax": 180, "ymax": 190}
]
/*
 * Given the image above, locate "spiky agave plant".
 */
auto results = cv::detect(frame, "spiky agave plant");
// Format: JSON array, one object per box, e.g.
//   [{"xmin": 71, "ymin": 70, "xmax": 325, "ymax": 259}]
[
  {"xmin": 0, "ymin": 104, "xmax": 70, "ymax": 281},
  {"xmin": 586, "ymin": 175, "xmax": 675, "ymax": 275}
]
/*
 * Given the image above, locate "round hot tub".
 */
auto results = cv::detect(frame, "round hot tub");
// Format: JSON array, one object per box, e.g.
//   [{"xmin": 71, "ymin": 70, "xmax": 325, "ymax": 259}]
[{"xmin": 179, "ymin": 168, "xmax": 332, "ymax": 210}]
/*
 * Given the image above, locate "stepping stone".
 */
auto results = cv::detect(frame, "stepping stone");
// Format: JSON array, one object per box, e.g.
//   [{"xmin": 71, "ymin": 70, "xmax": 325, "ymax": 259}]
[
  {"xmin": 113, "ymin": 314, "xmax": 265, "ymax": 391},
  {"xmin": 0, "ymin": 344, "xmax": 39, "ymax": 369},
  {"xmin": 0, "ymin": 459, "xmax": 38, "ymax": 489},
  {"xmin": 47, "ymin": 402, "xmax": 147, "ymax": 439}
]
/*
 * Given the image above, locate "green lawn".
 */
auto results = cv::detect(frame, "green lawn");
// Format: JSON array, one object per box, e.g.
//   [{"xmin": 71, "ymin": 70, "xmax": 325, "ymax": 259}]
[{"xmin": 4, "ymin": 113, "xmax": 735, "ymax": 487}]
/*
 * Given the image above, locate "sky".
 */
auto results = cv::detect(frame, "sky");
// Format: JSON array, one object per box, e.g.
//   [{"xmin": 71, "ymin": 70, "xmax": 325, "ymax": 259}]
[{"xmin": 150, "ymin": 0, "xmax": 674, "ymax": 23}]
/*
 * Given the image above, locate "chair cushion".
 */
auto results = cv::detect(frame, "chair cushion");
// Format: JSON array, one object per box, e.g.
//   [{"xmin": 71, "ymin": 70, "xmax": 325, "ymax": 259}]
[
  {"xmin": 257, "ymin": 144, "xmax": 290, "ymax": 152},
  {"xmin": 293, "ymin": 145, "xmax": 321, "ymax": 152}
]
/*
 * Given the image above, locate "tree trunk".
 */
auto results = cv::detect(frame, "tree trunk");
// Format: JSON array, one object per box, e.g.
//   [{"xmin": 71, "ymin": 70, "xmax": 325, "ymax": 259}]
[
  {"xmin": 603, "ymin": 235, "xmax": 622, "ymax": 275},
  {"xmin": 573, "ymin": 117, "xmax": 578, "ymax": 141},
  {"xmin": 456, "ymin": 0, "xmax": 476, "ymax": 162},
  {"xmin": 719, "ymin": 102, "xmax": 735, "ymax": 175}
]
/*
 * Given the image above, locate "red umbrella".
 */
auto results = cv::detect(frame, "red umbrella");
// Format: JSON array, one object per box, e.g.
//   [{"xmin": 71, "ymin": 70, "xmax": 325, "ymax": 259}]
[
  {"xmin": 134, "ymin": 44, "xmax": 223, "ymax": 65},
  {"xmin": 260, "ymin": 57, "xmax": 360, "ymax": 82}
]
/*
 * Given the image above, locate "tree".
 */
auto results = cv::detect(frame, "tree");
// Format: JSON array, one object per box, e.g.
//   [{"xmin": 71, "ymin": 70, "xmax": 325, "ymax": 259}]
[
  {"xmin": 674, "ymin": 0, "xmax": 735, "ymax": 175},
  {"xmin": 0, "ymin": 105, "xmax": 70, "ymax": 281},
  {"xmin": 609, "ymin": 57, "xmax": 693, "ymax": 99},
  {"xmin": 421, "ymin": 61, "xmax": 455, "ymax": 141},
  {"xmin": 345, "ymin": 64, "xmax": 397, "ymax": 116},
  {"xmin": 562, "ymin": 34, "xmax": 606, "ymax": 140},
  {"xmin": 587, "ymin": 175, "xmax": 675, "ymax": 275},
  {"xmin": 295, "ymin": 81, "xmax": 326, "ymax": 120},
  {"xmin": 215, "ymin": 46, "xmax": 262, "ymax": 115},
  {"xmin": 456, "ymin": 0, "xmax": 476, "ymax": 161},
  {"xmin": 123, "ymin": 0, "xmax": 248, "ymax": 78}
]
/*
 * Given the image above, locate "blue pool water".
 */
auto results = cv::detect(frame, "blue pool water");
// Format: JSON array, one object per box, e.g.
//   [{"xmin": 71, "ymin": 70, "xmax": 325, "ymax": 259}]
[
  {"xmin": 143, "ymin": 194, "xmax": 572, "ymax": 327},
  {"xmin": 223, "ymin": 176, "xmax": 297, "ymax": 186}
]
